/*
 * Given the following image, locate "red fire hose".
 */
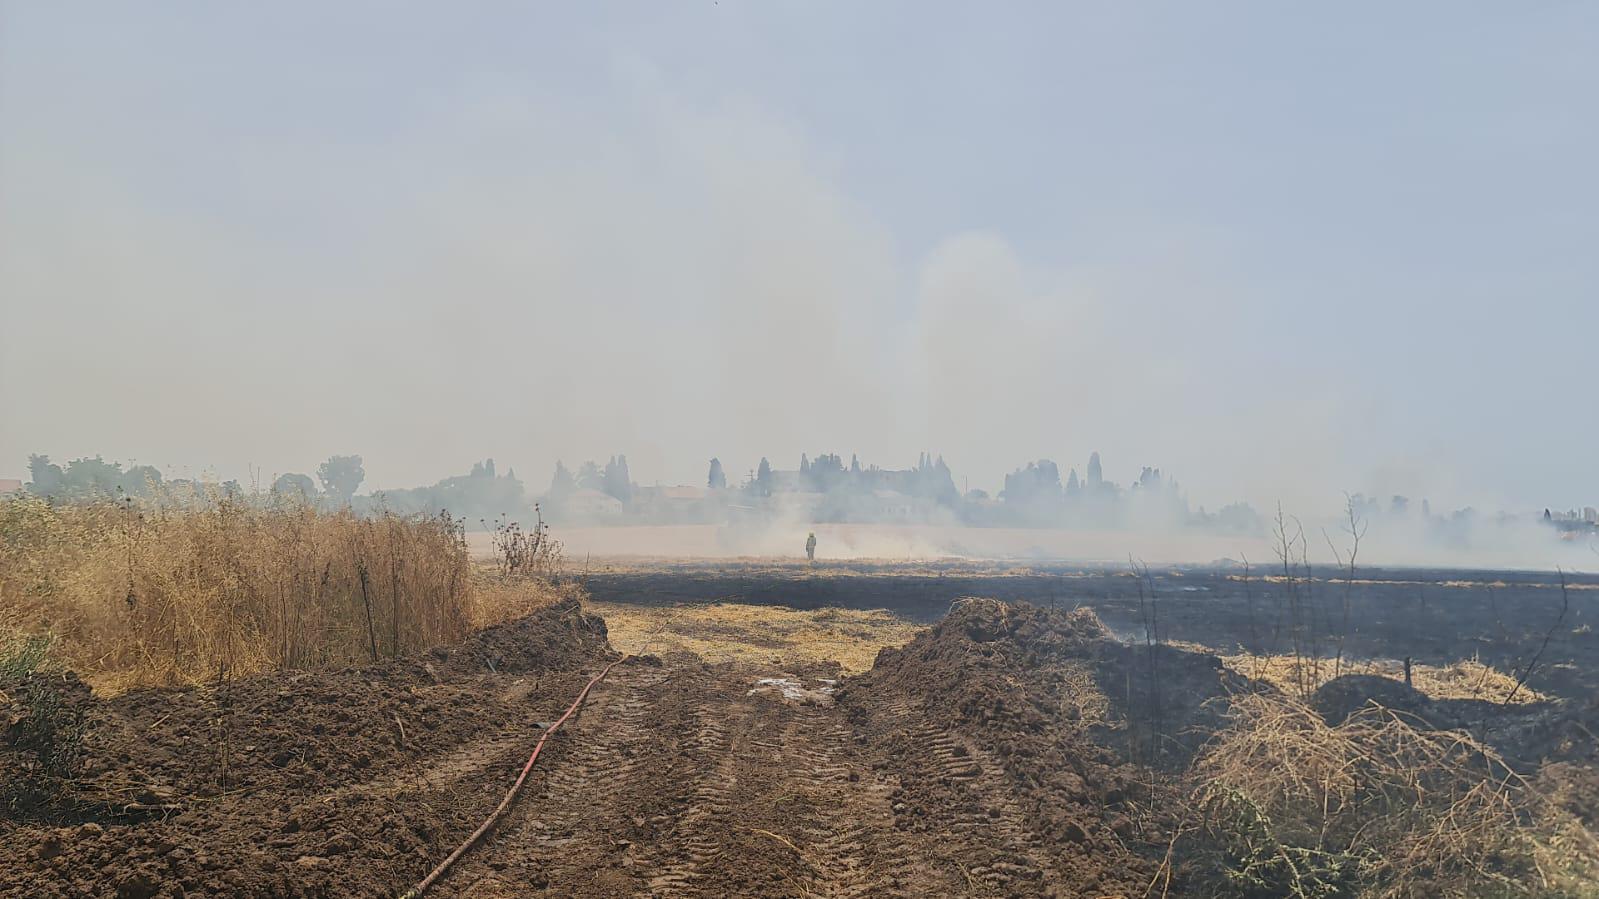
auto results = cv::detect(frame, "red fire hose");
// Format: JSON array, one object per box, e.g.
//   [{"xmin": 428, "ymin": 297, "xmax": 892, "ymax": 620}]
[{"xmin": 400, "ymin": 654, "xmax": 632, "ymax": 898}]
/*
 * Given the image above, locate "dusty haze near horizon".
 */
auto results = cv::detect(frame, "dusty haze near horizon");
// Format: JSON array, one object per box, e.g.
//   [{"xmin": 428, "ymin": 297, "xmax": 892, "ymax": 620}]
[
  {"xmin": 472, "ymin": 520, "xmax": 1599, "ymax": 573},
  {"xmin": 3, "ymin": 4, "xmax": 1597, "ymax": 524}
]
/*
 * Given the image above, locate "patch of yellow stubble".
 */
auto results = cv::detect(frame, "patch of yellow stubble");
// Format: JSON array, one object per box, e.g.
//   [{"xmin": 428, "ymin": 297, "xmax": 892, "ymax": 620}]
[{"xmin": 587, "ymin": 601, "xmax": 924, "ymax": 673}]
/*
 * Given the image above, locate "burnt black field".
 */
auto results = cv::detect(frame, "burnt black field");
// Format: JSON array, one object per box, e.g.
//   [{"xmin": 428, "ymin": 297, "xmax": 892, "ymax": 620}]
[{"xmin": 582, "ymin": 561, "xmax": 1599, "ymax": 702}]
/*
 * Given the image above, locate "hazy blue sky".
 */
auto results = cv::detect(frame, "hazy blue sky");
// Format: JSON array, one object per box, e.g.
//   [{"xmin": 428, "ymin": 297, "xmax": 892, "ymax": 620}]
[{"xmin": 2, "ymin": 2, "xmax": 1595, "ymax": 512}]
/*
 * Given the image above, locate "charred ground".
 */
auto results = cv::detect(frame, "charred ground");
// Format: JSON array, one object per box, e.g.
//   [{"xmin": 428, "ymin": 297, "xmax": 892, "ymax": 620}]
[{"xmin": 582, "ymin": 561, "xmax": 1599, "ymax": 699}]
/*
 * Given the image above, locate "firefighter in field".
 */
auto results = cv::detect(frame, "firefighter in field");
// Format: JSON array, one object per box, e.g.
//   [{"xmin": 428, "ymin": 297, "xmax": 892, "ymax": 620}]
[{"xmin": 805, "ymin": 531, "xmax": 817, "ymax": 561}]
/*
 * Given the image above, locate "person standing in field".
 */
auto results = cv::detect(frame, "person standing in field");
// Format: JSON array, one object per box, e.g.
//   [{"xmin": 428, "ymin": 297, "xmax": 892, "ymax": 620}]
[{"xmin": 805, "ymin": 532, "xmax": 817, "ymax": 561}]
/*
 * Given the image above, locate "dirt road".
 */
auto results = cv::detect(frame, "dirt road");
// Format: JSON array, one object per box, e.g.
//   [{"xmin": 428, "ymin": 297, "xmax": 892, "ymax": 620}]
[
  {"xmin": 414, "ymin": 651, "xmax": 1141, "ymax": 897},
  {"xmin": 3, "ymin": 600, "xmax": 1160, "ymax": 898},
  {"xmin": 445, "ymin": 658, "xmax": 903, "ymax": 897}
]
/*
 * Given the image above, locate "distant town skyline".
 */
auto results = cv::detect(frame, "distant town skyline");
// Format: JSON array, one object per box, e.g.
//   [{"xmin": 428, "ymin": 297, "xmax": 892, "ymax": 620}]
[{"xmin": 13, "ymin": 447, "xmax": 1593, "ymax": 529}]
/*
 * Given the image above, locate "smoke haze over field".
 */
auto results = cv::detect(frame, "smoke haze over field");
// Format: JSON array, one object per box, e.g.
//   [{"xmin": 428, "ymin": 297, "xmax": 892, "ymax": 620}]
[
  {"xmin": 3, "ymin": 4, "xmax": 1597, "ymax": 523},
  {"xmin": 503, "ymin": 523, "xmax": 1599, "ymax": 573}
]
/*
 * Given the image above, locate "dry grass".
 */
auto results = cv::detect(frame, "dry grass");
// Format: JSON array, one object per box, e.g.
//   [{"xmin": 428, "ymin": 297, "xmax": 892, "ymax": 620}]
[
  {"xmin": 1193, "ymin": 690, "xmax": 1598, "ymax": 898},
  {"xmin": 588, "ymin": 601, "xmax": 923, "ymax": 672},
  {"xmin": 1224, "ymin": 652, "xmax": 1545, "ymax": 705},
  {"xmin": 0, "ymin": 492, "xmax": 563, "ymax": 692},
  {"xmin": 1047, "ymin": 658, "xmax": 1112, "ymax": 733},
  {"xmin": 469, "ymin": 572, "xmax": 570, "ymax": 631}
]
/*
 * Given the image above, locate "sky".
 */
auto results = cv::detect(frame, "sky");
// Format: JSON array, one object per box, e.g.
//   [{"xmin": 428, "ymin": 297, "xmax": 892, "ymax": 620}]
[{"xmin": 2, "ymin": 2, "xmax": 1595, "ymax": 515}]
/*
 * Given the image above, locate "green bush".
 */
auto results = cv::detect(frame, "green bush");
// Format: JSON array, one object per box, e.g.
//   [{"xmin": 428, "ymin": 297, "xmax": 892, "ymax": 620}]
[
  {"xmin": 1206, "ymin": 788, "xmax": 1361, "ymax": 899},
  {"xmin": 1, "ymin": 632, "xmax": 87, "ymax": 817}
]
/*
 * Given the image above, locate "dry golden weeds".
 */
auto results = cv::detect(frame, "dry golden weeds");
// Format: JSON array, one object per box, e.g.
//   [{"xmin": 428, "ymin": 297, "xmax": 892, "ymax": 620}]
[{"xmin": 1, "ymin": 493, "xmax": 563, "ymax": 692}]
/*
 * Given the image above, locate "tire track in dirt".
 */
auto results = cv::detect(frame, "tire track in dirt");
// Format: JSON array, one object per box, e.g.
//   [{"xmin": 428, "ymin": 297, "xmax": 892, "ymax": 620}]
[
  {"xmin": 641, "ymin": 673, "xmax": 745, "ymax": 896},
  {"xmin": 432, "ymin": 660, "xmax": 930, "ymax": 897},
  {"xmin": 639, "ymin": 673, "xmax": 885, "ymax": 898},
  {"xmin": 418, "ymin": 657, "xmax": 1081, "ymax": 897},
  {"xmin": 316, "ymin": 674, "xmax": 591, "ymax": 805},
  {"xmin": 440, "ymin": 663, "xmax": 679, "ymax": 897},
  {"xmin": 767, "ymin": 715, "xmax": 917, "ymax": 898},
  {"xmin": 626, "ymin": 665, "xmax": 924, "ymax": 898},
  {"xmin": 869, "ymin": 695, "xmax": 1060, "ymax": 895}
]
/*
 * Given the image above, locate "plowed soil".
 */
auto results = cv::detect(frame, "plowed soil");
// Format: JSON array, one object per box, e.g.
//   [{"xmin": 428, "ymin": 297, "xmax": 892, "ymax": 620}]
[
  {"xmin": 4, "ymin": 594, "xmax": 1207, "ymax": 898},
  {"xmin": 4, "ymin": 577, "xmax": 1595, "ymax": 898}
]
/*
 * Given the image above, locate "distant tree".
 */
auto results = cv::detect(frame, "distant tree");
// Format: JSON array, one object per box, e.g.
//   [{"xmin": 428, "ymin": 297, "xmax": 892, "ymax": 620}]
[
  {"xmin": 1137, "ymin": 466, "xmax": 1161, "ymax": 490},
  {"xmin": 317, "ymin": 455, "xmax": 365, "ymax": 505},
  {"xmin": 926, "ymin": 455, "xmax": 959, "ymax": 503},
  {"xmin": 26, "ymin": 456, "xmax": 130, "ymax": 498},
  {"xmin": 26, "ymin": 454, "xmax": 64, "ymax": 496},
  {"xmin": 756, "ymin": 457, "xmax": 773, "ymax": 497},
  {"xmin": 603, "ymin": 455, "xmax": 633, "ymax": 505},
  {"xmin": 576, "ymin": 461, "xmax": 604, "ymax": 491},
  {"xmin": 1038, "ymin": 459, "xmax": 1060, "ymax": 488},
  {"xmin": 806, "ymin": 453, "xmax": 849, "ymax": 492},
  {"xmin": 1001, "ymin": 460, "xmax": 1062, "ymax": 506},
  {"xmin": 1213, "ymin": 502, "xmax": 1264, "ymax": 535},
  {"xmin": 272, "ymin": 472, "xmax": 317, "ymax": 499},
  {"xmin": 550, "ymin": 461, "xmax": 577, "ymax": 499},
  {"xmin": 121, "ymin": 465, "xmax": 164, "ymax": 496},
  {"xmin": 377, "ymin": 461, "xmax": 525, "ymax": 519},
  {"xmin": 707, "ymin": 458, "xmax": 727, "ymax": 490},
  {"xmin": 799, "ymin": 454, "xmax": 811, "ymax": 475},
  {"xmin": 1087, "ymin": 451, "xmax": 1103, "ymax": 488},
  {"xmin": 30, "ymin": 458, "xmax": 168, "ymax": 499}
]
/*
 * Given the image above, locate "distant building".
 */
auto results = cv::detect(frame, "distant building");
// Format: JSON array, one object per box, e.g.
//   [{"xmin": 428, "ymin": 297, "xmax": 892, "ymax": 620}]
[
  {"xmin": 0, "ymin": 478, "xmax": 21, "ymax": 495},
  {"xmin": 871, "ymin": 489, "xmax": 917, "ymax": 521},
  {"xmin": 772, "ymin": 491, "xmax": 826, "ymax": 517},
  {"xmin": 633, "ymin": 485, "xmax": 714, "ymax": 522},
  {"xmin": 651, "ymin": 485, "xmax": 708, "ymax": 504},
  {"xmin": 561, "ymin": 488, "xmax": 623, "ymax": 520}
]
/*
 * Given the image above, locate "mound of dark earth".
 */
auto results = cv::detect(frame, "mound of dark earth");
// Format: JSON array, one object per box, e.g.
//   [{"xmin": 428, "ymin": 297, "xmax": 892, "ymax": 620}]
[
  {"xmin": 0, "ymin": 600, "xmax": 614, "ymax": 898},
  {"xmin": 839, "ymin": 598, "xmax": 1245, "ymax": 897},
  {"xmin": 1310, "ymin": 673, "xmax": 1437, "ymax": 726}
]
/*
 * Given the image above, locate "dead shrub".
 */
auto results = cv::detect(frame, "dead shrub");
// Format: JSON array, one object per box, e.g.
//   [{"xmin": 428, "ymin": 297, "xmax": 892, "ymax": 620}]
[
  {"xmin": 1192, "ymin": 690, "xmax": 1598, "ymax": 898},
  {"xmin": 487, "ymin": 507, "xmax": 562, "ymax": 579}
]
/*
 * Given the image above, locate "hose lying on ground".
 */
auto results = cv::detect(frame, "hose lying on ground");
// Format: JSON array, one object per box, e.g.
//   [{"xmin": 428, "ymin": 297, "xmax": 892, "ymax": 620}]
[{"xmin": 400, "ymin": 654, "xmax": 633, "ymax": 898}]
